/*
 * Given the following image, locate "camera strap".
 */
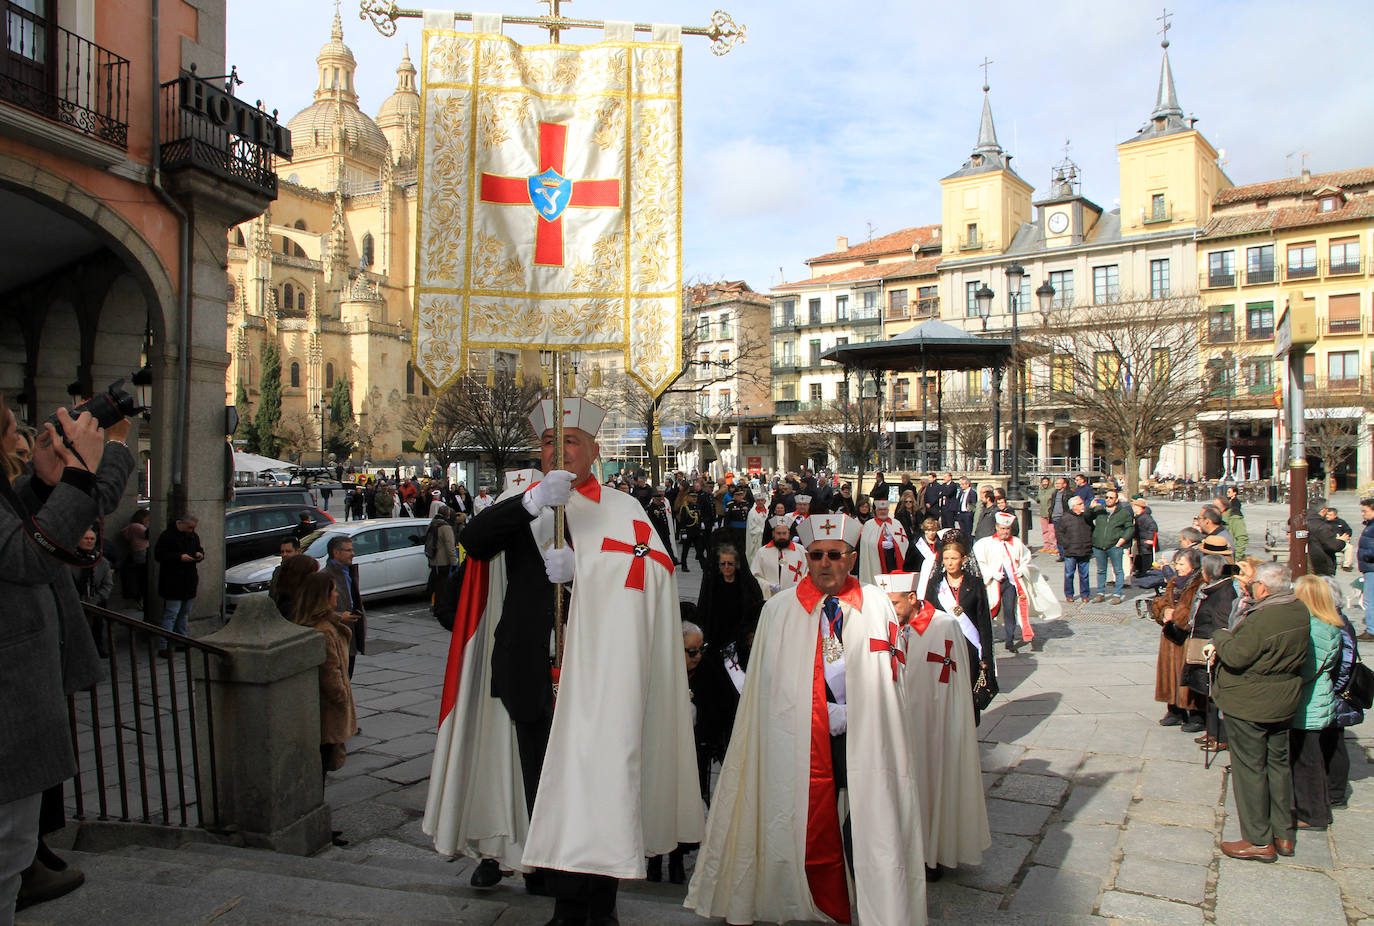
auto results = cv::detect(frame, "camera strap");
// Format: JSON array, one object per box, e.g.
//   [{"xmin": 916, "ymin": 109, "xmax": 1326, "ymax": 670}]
[{"xmin": 0, "ymin": 474, "xmax": 103, "ymax": 568}]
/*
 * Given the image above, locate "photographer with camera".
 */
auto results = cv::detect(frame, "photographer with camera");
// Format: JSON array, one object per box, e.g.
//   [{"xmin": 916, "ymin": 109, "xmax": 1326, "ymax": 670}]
[{"xmin": 2, "ymin": 399, "xmax": 135, "ymax": 921}]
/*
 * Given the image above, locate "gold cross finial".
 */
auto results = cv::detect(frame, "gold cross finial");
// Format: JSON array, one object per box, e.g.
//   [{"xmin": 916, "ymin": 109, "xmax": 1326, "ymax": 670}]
[
  {"xmin": 1157, "ymin": 7, "xmax": 1172, "ymax": 48},
  {"xmin": 979, "ymin": 56, "xmax": 993, "ymax": 92},
  {"xmin": 538, "ymin": 0, "xmax": 570, "ymax": 42}
]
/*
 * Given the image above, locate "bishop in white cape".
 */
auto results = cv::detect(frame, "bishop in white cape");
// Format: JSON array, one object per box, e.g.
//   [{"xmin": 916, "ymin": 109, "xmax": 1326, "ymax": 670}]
[
  {"xmin": 744, "ymin": 497, "xmax": 770, "ymax": 564},
  {"xmin": 858, "ymin": 498, "xmax": 909, "ymax": 585},
  {"xmin": 750, "ymin": 516, "xmax": 807, "ymax": 600},
  {"xmin": 973, "ymin": 513, "xmax": 1062, "ymax": 647},
  {"xmin": 686, "ymin": 513, "xmax": 926, "ymax": 925}
]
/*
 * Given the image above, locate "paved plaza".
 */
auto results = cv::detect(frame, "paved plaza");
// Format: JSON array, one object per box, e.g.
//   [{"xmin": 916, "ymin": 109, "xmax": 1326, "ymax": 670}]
[{"xmin": 22, "ymin": 492, "xmax": 1374, "ymax": 925}]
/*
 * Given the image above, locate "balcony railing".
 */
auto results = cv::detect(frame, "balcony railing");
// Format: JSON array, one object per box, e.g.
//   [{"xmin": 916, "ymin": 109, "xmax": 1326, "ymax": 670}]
[
  {"xmin": 1285, "ymin": 262, "xmax": 1318, "ymax": 280},
  {"xmin": 1248, "ymin": 381, "xmax": 1275, "ymax": 396},
  {"xmin": 914, "ymin": 297, "xmax": 939, "ymax": 317},
  {"xmin": 958, "ymin": 235, "xmax": 982, "ymax": 251},
  {"xmin": 1319, "ymin": 374, "xmax": 1365, "ymax": 394},
  {"xmin": 1244, "ymin": 266, "xmax": 1276, "ymax": 285},
  {"xmin": 0, "ymin": 4, "xmax": 130, "ymax": 147},
  {"xmin": 1202, "ymin": 270, "xmax": 1236, "ymax": 289},
  {"xmin": 1328, "ymin": 317, "xmax": 1361, "ymax": 335},
  {"xmin": 1327, "ymin": 257, "xmax": 1365, "ymax": 276},
  {"xmin": 1142, "ymin": 203, "xmax": 1173, "ymax": 225},
  {"xmin": 160, "ymin": 76, "xmax": 278, "ymax": 198},
  {"xmin": 1207, "ymin": 328, "xmax": 1236, "ymax": 344}
]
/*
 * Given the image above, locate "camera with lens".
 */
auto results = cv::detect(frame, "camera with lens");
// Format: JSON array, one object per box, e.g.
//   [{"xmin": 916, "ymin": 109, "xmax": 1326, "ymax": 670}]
[{"xmin": 45, "ymin": 376, "xmax": 150, "ymax": 439}]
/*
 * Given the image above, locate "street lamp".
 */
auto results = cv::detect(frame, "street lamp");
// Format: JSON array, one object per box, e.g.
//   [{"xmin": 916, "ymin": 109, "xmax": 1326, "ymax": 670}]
[
  {"xmin": 1004, "ymin": 264, "xmax": 1025, "ymax": 499},
  {"xmin": 315, "ymin": 398, "xmax": 330, "ymax": 468},
  {"xmin": 735, "ymin": 402, "xmax": 750, "ymax": 474},
  {"xmin": 1221, "ymin": 348, "xmax": 1235, "ymax": 482}
]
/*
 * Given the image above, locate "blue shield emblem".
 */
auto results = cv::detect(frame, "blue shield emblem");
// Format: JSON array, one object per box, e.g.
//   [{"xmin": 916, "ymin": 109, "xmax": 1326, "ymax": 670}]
[{"xmin": 527, "ymin": 168, "xmax": 572, "ymax": 222}]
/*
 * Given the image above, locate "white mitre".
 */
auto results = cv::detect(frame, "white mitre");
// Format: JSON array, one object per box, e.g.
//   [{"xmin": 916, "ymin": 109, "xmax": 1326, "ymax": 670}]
[
  {"xmin": 768, "ymin": 515, "xmax": 792, "ymax": 530},
  {"xmin": 796, "ymin": 512, "xmax": 862, "ymax": 548},
  {"xmin": 528, "ymin": 397, "xmax": 608, "ymax": 437},
  {"xmin": 503, "ymin": 468, "xmax": 542, "ymax": 495},
  {"xmin": 873, "ymin": 571, "xmax": 917, "ymax": 594}
]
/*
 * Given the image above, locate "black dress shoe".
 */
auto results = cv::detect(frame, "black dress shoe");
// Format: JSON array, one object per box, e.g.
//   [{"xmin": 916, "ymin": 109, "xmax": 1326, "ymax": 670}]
[
  {"xmin": 542, "ymin": 918, "xmax": 588, "ymax": 926},
  {"xmin": 924, "ymin": 865, "xmax": 943, "ymax": 882},
  {"xmin": 470, "ymin": 857, "xmax": 503, "ymax": 888},
  {"xmin": 525, "ymin": 870, "xmax": 552, "ymax": 896},
  {"xmin": 668, "ymin": 852, "xmax": 686, "ymax": 884},
  {"xmin": 330, "ymin": 829, "xmax": 349, "ymax": 847},
  {"xmin": 587, "ymin": 916, "xmax": 619, "ymax": 926},
  {"xmin": 645, "ymin": 855, "xmax": 662, "ymax": 882}
]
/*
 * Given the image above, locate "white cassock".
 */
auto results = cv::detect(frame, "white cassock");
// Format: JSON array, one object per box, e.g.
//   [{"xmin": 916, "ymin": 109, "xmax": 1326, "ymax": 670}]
[
  {"xmin": 522, "ymin": 481, "xmax": 703, "ymax": 877},
  {"xmin": 972, "ymin": 535, "xmax": 1063, "ymax": 642},
  {"xmin": 685, "ymin": 576, "xmax": 927, "ymax": 926},
  {"xmin": 744, "ymin": 503, "xmax": 769, "ymax": 564},
  {"xmin": 750, "ymin": 540, "xmax": 807, "ymax": 600},
  {"xmin": 858, "ymin": 517, "xmax": 910, "ymax": 586},
  {"xmin": 902, "ymin": 606, "xmax": 990, "ymax": 869},
  {"xmin": 423, "ymin": 468, "xmax": 541, "ymax": 868}
]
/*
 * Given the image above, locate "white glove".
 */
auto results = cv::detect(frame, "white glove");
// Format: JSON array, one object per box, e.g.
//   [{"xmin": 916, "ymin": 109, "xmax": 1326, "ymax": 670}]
[
  {"xmin": 543, "ymin": 546, "xmax": 574, "ymax": 584},
  {"xmin": 524, "ymin": 470, "xmax": 574, "ymax": 516},
  {"xmin": 769, "ymin": 584, "xmax": 781, "ymax": 594},
  {"xmin": 827, "ymin": 702, "xmax": 847, "ymax": 736}
]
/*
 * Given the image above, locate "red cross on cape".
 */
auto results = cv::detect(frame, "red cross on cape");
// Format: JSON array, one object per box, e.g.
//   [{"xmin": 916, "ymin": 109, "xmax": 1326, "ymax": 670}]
[
  {"xmin": 787, "ymin": 559, "xmax": 805, "ymax": 582},
  {"xmin": 601, "ymin": 519, "xmax": 675, "ymax": 591},
  {"xmin": 868, "ymin": 619, "xmax": 907, "ymax": 681},
  {"xmin": 926, "ymin": 638, "xmax": 958, "ymax": 684},
  {"xmin": 479, "ymin": 121, "xmax": 622, "ymax": 267}
]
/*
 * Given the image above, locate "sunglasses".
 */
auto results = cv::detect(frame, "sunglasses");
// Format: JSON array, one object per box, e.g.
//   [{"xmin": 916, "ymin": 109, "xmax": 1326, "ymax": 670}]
[{"xmin": 807, "ymin": 550, "xmax": 848, "ymax": 561}]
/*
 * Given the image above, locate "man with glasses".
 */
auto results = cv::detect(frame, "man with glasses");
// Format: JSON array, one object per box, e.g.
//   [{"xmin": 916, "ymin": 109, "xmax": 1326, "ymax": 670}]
[
  {"xmin": 323, "ymin": 536, "xmax": 366, "ymax": 676},
  {"xmin": 687, "ymin": 513, "xmax": 926, "ymax": 925},
  {"xmin": 1085, "ymin": 489, "xmax": 1134, "ymax": 604}
]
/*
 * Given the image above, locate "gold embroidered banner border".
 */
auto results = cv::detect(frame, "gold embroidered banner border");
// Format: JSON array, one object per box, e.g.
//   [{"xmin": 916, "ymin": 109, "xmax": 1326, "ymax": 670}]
[{"xmin": 412, "ymin": 29, "xmax": 683, "ymax": 396}]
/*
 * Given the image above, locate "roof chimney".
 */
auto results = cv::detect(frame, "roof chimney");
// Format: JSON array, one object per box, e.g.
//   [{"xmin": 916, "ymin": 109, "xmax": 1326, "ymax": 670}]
[
  {"xmin": 1301, "ymin": 167, "xmax": 1312, "ymax": 182},
  {"xmin": 836, "ymin": 235, "xmax": 848, "ymax": 251}
]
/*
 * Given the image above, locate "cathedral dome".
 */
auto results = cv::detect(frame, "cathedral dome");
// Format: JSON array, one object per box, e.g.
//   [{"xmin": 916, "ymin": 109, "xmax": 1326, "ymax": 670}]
[
  {"xmin": 376, "ymin": 48, "xmax": 419, "ymax": 130},
  {"xmin": 285, "ymin": 8, "xmax": 391, "ymax": 166}
]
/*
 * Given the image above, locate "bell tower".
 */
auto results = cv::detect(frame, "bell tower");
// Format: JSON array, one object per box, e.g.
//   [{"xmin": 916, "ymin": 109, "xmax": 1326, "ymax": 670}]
[{"xmin": 940, "ymin": 76, "xmax": 1033, "ymax": 258}]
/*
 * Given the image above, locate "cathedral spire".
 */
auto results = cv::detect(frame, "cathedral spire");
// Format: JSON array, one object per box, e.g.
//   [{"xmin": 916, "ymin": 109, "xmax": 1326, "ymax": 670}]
[
  {"xmin": 974, "ymin": 88, "xmax": 1002, "ymax": 157},
  {"xmin": 1151, "ymin": 42, "xmax": 1184, "ymax": 122},
  {"xmin": 332, "ymin": 0, "xmax": 343, "ymax": 41}
]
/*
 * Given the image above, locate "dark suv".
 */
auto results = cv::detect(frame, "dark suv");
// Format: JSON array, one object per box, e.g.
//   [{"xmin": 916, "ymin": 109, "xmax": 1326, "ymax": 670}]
[
  {"xmin": 230, "ymin": 485, "xmax": 320, "ymax": 509},
  {"xmin": 225, "ymin": 504, "xmax": 333, "ymax": 566}
]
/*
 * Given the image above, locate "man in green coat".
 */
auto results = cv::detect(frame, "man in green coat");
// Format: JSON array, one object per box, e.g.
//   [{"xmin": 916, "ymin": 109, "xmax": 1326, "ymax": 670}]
[
  {"xmin": 1205, "ymin": 562, "xmax": 1311, "ymax": 862},
  {"xmin": 1084, "ymin": 488, "xmax": 1135, "ymax": 604}
]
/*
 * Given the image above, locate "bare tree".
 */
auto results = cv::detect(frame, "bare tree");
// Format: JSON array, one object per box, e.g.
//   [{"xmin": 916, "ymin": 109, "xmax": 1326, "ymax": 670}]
[
  {"xmin": 275, "ymin": 412, "xmax": 317, "ymax": 465},
  {"xmin": 1305, "ymin": 396, "xmax": 1366, "ymax": 484},
  {"xmin": 795, "ymin": 368, "xmax": 882, "ymax": 490},
  {"xmin": 1034, "ymin": 293, "xmax": 1206, "ymax": 495},
  {"xmin": 604, "ymin": 296, "xmax": 769, "ymax": 483},
  {"xmin": 402, "ymin": 373, "xmax": 544, "ymax": 475}
]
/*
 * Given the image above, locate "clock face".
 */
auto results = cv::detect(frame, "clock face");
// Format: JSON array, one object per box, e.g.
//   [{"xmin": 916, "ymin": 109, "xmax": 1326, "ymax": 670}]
[{"xmin": 1047, "ymin": 210, "xmax": 1070, "ymax": 235}]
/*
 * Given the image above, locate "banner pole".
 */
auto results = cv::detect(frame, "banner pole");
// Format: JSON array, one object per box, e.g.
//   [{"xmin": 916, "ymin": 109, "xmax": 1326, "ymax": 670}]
[{"xmin": 552, "ymin": 350, "xmax": 566, "ymax": 670}]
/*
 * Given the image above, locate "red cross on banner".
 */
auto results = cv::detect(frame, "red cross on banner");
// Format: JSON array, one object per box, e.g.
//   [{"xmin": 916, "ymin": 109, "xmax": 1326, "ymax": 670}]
[
  {"xmin": 868, "ymin": 619, "xmax": 907, "ymax": 681},
  {"xmin": 787, "ymin": 559, "xmax": 805, "ymax": 582},
  {"xmin": 479, "ymin": 121, "xmax": 622, "ymax": 268},
  {"xmin": 601, "ymin": 520, "xmax": 675, "ymax": 591},
  {"xmin": 926, "ymin": 638, "xmax": 958, "ymax": 684}
]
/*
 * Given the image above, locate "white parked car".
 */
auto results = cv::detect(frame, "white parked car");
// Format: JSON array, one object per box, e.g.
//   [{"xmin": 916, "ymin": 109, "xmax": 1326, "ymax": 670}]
[{"xmin": 224, "ymin": 517, "xmax": 430, "ymax": 613}]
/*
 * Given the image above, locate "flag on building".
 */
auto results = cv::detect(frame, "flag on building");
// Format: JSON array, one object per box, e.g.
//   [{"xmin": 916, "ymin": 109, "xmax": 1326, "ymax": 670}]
[{"xmin": 413, "ymin": 15, "xmax": 683, "ymax": 395}]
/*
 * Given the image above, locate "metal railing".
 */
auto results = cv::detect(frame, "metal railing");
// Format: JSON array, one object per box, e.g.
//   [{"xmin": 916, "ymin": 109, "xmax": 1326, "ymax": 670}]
[
  {"xmin": 67, "ymin": 604, "xmax": 231, "ymax": 830},
  {"xmin": 159, "ymin": 77, "xmax": 277, "ymax": 198},
  {"xmin": 1142, "ymin": 203, "xmax": 1173, "ymax": 225},
  {"xmin": 1285, "ymin": 261, "xmax": 1318, "ymax": 280},
  {"xmin": 1328, "ymin": 317, "xmax": 1361, "ymax": 335},
  {"xmin": 1327, "ymin": 257, "xmax": 1365, "ymax": 276},
  {"xmin": 0, "ymin": 3, "xmax": 129, "ymax": 147},
  {"xmin": 1244, "ymin": 266, "xmax": 1276, "ymax": 285},
  {"xmin": 1201, "ymin": 270, "xmax": 1236, "ymax": 289}
]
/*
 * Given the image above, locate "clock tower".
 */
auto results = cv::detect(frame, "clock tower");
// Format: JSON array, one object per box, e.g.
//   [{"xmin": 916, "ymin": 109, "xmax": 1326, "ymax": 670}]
[{"xmin": 1034, "ymin": 149, "xmax": 1103, "ymax": 248}]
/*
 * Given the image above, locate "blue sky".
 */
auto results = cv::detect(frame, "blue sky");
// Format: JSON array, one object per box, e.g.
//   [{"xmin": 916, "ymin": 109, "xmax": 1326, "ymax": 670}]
[{"xmin": 229, "ymin": 0, "xmax": 1374, "ymax": 291}]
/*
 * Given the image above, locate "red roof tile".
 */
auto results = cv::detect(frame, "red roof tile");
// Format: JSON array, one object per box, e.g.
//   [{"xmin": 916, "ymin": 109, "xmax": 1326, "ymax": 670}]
[
  {"xmin": 1213, "ymin": 167, "xmax": 1374, "ymax": 205},
  {"xmin": 1200, "ymin": 196, "xmax": 1374, "ymax": 240},
  {"xmin": 805, "ymin": 224, "xmax": 942, "ymax": 264},
  {"xmin": 685, "ymin": 280, "xmax": 770, "ymax": 308},
  {"xmin": 772, "ymin": 256, "xmax": 940, "ymax": 292}
]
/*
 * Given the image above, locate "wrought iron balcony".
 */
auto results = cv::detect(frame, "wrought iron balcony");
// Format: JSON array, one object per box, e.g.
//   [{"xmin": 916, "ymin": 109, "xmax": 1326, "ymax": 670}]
[
  {"xmin": 0, "ymin": 5, "xmax": 129, "ymax": 148},
  {"xmin": 1201, "ymin": 270, "xmax": 1236, "ymax": 289},
  {"xmin": 1244, "ymin": 266, "xmax": 1276, "ymax": 285},
  {"xmin": 1327, "ymin": 257, "xmax": 1365, "ymax": 277},
  {"xmin": 1328, "ymin": 317, "xmax": 1361, "ymax": 335},
  {"xmin": 1142, "ymin": 202, "xmax": 1173, "ymax": 225},
  {"xmin": 1285, "ymin": 262, "xmax": 1318, "ymax": 281},
  {"xmin": 159, "ymin": 72, "xmax": 283, "ymax": 200}
]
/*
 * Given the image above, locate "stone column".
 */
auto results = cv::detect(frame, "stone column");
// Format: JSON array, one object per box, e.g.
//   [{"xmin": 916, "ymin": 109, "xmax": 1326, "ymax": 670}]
[
  {"xmin": 1359, "ymin": 416, "xmax": 1374, "ymax": 488},
  {"xmin": 775, "ymin": 434, "xmax": 788, "ymax": 473},
  {"xmin": 1080, "ymin": 428, "xmax": 1094, "ymax": 473},
  {"xmin": 194, "ymin": 595, "xmax": 332, "ymax": 855},
  {"xmin": 1037, "ymin": 421, "xmax": 1050, "ymax": 472}
]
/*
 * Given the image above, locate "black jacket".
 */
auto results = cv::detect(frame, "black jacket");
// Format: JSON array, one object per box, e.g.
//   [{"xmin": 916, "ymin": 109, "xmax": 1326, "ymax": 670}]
[
  {"xmin": 459, "ymin": 493, "xmax": 557, "ymax": 724},
  {"xmin": 1056, "ymin": 511, "xmax": 1093, "ymax": 558},
  {"xmin": 154, "ymin": 524, "xmax": 203, "ymax": 600},
  {"xmin": 1307, "ymin": 515, "xmax": 1345, "ymax": 577}
]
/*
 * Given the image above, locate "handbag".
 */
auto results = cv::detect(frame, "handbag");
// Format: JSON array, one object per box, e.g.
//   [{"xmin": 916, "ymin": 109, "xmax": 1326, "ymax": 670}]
[
  {"xmin": 1184, "ymin": 637, "xmax": 1209, "ymax": 665},
  {"xmin": 1341, "ymin": 657, "xmax": 1374, "ymax": 712},
  {"xmin": 972, "ymin": 664, "xmax": 995, "ymax": 713}
]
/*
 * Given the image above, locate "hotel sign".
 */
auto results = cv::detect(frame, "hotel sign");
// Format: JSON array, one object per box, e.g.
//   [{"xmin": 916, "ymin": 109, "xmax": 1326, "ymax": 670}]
[{"xmin": 176, "ymin": 70, "xmax": 292, "ymax": 158}]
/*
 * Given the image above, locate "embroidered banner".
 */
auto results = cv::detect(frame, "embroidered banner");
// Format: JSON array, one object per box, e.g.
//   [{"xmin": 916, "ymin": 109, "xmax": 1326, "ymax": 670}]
[{"xmin": 413, "ymin": 26, "xmax": 683, "ymax": 395}]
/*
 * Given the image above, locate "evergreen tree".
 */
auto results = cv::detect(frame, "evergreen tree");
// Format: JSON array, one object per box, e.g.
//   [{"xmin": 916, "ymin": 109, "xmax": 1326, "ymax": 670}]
[
  {"xmin": 327, "ymin": 376, "xmax": 356, "ymax": 461},
  {"xmin": 234, "ymin": 379, "xmax": 257, "ymax": 453},
  {"xmin": 254, "ymin": 341, "xmax": 283, "ymax": 458}
]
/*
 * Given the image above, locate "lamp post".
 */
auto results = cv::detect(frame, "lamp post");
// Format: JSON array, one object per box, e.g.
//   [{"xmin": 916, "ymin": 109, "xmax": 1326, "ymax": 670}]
[
  {"xmin": 735, "ymin": 402, "xmax": 749, "ymax": 474},
  {"xmin": 1221, "ymin": 348, "xmax": 1235, "ymax": 482},
  {"xmin": 315, "ymin": 398, "xmax": 330, "ymax": 468}
]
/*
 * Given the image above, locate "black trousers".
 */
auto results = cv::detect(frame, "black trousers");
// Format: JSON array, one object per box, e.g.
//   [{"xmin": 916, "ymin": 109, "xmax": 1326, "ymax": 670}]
[
  {"xmin": 1329, "ymin": 727, "xmax": 1351, "ymax": 806},
  {"xmin": 549, "ymin": 869, "xmax": 618, "ymax": 919},
  {"xmin": 514, "ymin": 714, "xmax": 553, "ymax": 816},
  {"xmin": 1289, "ymin": 725, "xmax": 1340, "ymax": 826},
  {"xmin": 998, "ymin": 578, "xmax": 1021, "ymax": 645}
]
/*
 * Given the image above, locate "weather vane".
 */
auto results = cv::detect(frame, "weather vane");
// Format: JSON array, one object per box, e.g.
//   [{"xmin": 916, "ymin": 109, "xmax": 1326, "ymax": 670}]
[
  {"xmin": 1157, "ymin": 7, "xmax": 1171, "ymax": 47},
  {"xmin": 979, "ymin": 55, "xmax": 993, "ymax": 91},
  {"xmin": 358, "ymin": 0, "xmax": 746, "ymax": 54}
]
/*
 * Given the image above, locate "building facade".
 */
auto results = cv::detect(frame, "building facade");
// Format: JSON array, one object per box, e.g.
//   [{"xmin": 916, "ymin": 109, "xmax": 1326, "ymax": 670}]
[
  {"xmin": 225, "ymin": 11, "xmax": 420, "ymax": 467},
  {"xmin": 1198, "ymin": 167, "xmax": 1374, "ymax": 487},
  {"xmin": 0, "ymin": 0, "xmax": 282, "ymax": 621}
]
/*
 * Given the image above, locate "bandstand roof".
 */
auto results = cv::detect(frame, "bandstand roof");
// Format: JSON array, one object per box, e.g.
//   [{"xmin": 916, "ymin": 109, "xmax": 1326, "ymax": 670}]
[{"xmin": 819, "ymin": 318, "xmax": 1013, "ymax": 373}]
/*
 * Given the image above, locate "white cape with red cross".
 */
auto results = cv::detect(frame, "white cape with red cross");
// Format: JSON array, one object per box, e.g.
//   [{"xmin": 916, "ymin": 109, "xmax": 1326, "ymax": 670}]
[
  {"xmin": 422, "ymin": 471, "xmax": 539, "ymax": 868},
  {"xmin": 686, "ymin": 578, "xmax": 927, "ymax": 926},
  {"xmin": 518, "ymin": 481, "xmax": 703, "ymax": 878},
  {"xmin": 902, "ymin": 605, "xmax": 990, "ymax": 869}
]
